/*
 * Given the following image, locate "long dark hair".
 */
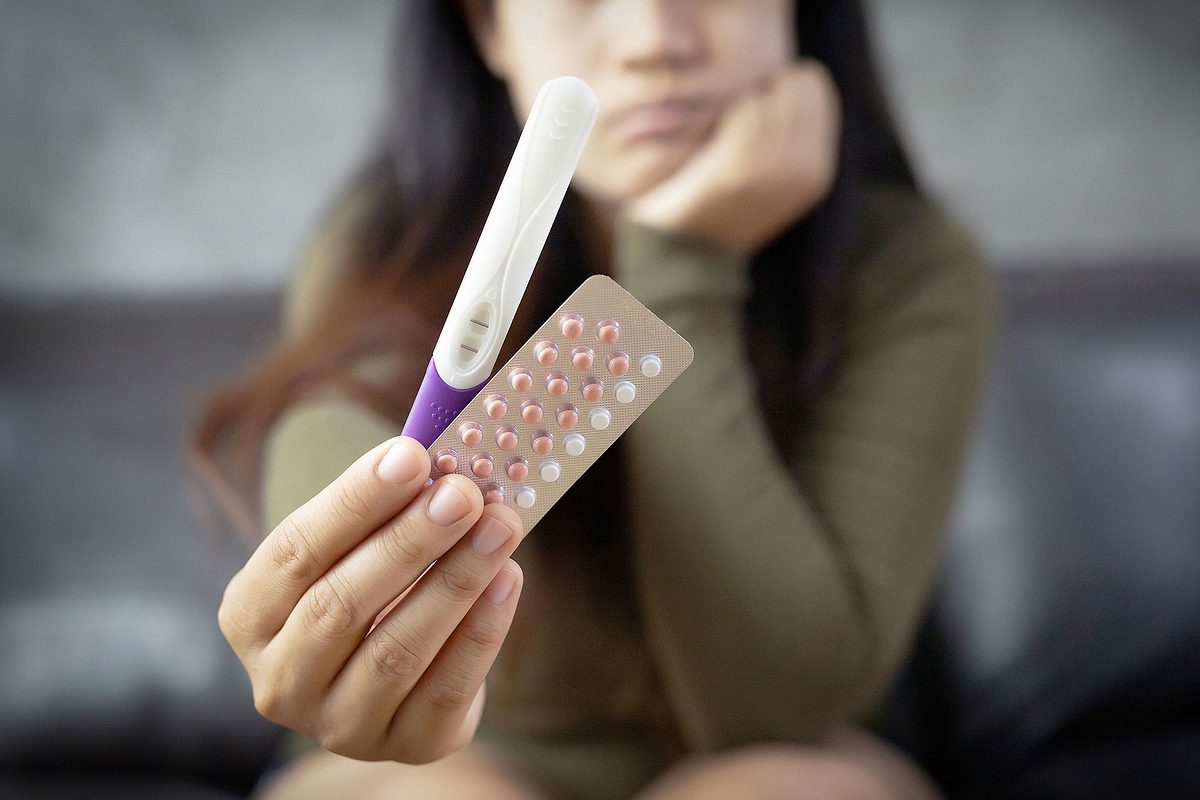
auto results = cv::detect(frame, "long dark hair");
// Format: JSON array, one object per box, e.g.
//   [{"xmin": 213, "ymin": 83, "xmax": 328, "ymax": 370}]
[{"xmin": 193, "ymin": 0, "xmax": 917, "ymax": 540}]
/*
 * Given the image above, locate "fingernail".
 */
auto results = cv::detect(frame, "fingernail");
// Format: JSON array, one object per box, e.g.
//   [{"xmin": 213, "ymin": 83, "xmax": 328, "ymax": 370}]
[
  {"xmin": 471, "ymin": 517, "xmax": 514, "ymax": 556},
  {"xmin": 485, "ymin": 567, "xmax": 518, "ymax": 605},
  {"xmin": 428, "ymin": 481, "xmax": 471, "ymax": 526},
  {"xmin": 377, "ymin": 441, "xmax": 420, "ymax": 484}
]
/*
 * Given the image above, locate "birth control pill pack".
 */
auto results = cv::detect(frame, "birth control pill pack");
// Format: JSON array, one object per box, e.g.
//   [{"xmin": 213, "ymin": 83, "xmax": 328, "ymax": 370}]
[{"xmin": 424, "ymin": 274, "xmax": 693, "ymax": 531}]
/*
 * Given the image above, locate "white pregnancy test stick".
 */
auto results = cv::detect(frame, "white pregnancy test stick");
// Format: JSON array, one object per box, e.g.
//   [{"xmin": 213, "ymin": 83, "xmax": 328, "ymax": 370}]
[{"xmin": 402, "ymin": 76, "xmax": 598, "ymax": 446}]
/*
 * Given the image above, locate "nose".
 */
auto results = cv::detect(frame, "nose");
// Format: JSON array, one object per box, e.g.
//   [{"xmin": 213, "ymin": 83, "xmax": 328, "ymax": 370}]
[{"xmin": 611, "ymin": 0, "xmax": 704, "ymax": 71}]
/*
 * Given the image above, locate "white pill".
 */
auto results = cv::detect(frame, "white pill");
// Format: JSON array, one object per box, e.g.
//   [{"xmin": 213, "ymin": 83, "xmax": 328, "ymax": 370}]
[
  {"xmin": 539, "ymin": 459, "xmax": 561, "ymax": 482},
  {"xmin": 564, "ymin": 433, "xmax": 586, "ymax": 456},
  {"xmin": 614, "ymin": 380, "xmax": 636, "ymax": 404},
  {"xmin": 640, "ymin": 354, "xmax": 662, "ymax": 377},
  {"xmin": 589, "ymin": 407, "xmax": 611, "ymax": 429},
  {"xmin": 515, "ymin": 486, "xmax": 537, "ymax": 508}
]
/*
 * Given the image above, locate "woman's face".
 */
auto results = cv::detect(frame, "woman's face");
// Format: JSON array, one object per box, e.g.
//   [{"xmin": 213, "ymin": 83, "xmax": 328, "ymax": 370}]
[{"xmin": 469, "ymin": 0, "xmax": 795, "ymax": 206}]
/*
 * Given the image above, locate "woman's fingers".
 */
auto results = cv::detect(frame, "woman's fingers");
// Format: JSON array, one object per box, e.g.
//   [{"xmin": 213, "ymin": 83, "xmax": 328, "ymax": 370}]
[
  {"xmin": 218, "ymin": 434, "xmax": 527, "ymax": 763},
  {"xmin": 219, "ymin": 436, "xmax": 430, "ymax": 653},
  {"xmin": 257, "ymin": 474, "xmax": 486, "ymax": 717},
  {"xmin": 389, "ymin": 561, "xmax": 524, "ymax": 763},
  {"xmin": 318, "ymin": 505, "xmax": 524, "ymax": 756}
]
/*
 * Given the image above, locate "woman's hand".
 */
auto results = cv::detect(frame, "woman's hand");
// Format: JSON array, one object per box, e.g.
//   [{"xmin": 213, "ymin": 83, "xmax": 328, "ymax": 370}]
[
  {"xmin": 621, "ymin": 59, "xmax": 841, "ymax": 254},
  {"xmin": 218, "ymin": 436, "xmax": 525, "ymax": 764}
]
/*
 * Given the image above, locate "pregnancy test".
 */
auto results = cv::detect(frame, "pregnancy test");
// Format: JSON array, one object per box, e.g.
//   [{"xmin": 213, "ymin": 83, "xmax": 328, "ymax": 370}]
[{"xmin": 401, "ymin": 76, "xmax": 598, "ymax": 447}]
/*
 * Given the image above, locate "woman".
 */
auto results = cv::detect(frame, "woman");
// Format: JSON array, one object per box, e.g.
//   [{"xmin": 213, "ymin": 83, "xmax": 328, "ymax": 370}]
[{"xmin": 199, "ymin": 1, "xmax": 993, "ymax": 797}]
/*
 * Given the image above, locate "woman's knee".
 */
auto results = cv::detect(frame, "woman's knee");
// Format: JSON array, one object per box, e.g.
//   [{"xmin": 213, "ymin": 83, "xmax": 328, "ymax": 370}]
[
  {"xmin": 255, "ymin": 746, "xmax": 552, "ymax": 800},
  {"xmin": 634, "ymin": 737, "xmax": 939, "ymax": 800}
]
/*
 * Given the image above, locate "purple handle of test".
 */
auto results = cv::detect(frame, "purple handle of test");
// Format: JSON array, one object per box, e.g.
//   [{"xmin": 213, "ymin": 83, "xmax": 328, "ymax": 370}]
[{"xmin": 401, "ymin": 358, "xmax": 488, "ymax": 448}]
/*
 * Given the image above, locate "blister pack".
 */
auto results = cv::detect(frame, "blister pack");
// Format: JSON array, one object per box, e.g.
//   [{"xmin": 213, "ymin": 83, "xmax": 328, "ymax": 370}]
[{"xmin": 420, "ymin": 274, "xmax": 693, "ymax": 531}]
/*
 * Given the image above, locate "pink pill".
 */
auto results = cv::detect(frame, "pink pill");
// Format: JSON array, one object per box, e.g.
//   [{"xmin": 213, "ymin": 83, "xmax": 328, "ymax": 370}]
[
  {"xmin": 571, "ymin": 346, "xmax": 594, "ymax": 371},
  {"xmin": 546, "ymin": 373, "xmax": 568, "ymax": 397},
  {"xmin": 560, "ymin": 313, "xmax": 584, "ymax": 339},
  {"xmin": 556, "ymin": 404, "xmax": 579, "ymax": 429},
  {"xmin": 596, "ymin": 319, "xmax": 619, "ymax": 344},
  {"xmin": 521, "ymin": 399, "xmax": 544, "ymax": 423},
  {"xmin": 495, "ymin": 426, "xmax": 518, "ymax": 451},
  {"xmin": 509, "ymin": 368, "xmax": 533, "ymax": 392},
  {"xmin": 483, "ymin": 484, "xmax": 505, "ymax": 505},
  {"xmin": 531, "ymin": 431, "xmax": 553, "ymax": 455},
  {"xmin": 535, "ymin": 340, "xmax": 558, "ymax": 366},
  {"xmin": 607, "ymin": 351, "xmax": 629, "ymax": 376},
  {"xmin": 434, "ymin": 449, "xmax": 458, "ymax": 474},
  {"xmin": 459, "ymin": 422, "xmax": 483, "ymax": 447},
  {"xmin": 506, "ymin": 457, "xmax": 529, "ymax": 481},
  {"xmin": 484, "ymin": 394, "xmax": 507, "ymax": 420},
  {"xmin": 581, "ymin": 378, "xmax": 603, "ymax": 403},
  {"xmin": 471, "ymin": 453, "xmax": 494, "ymax": 478}
]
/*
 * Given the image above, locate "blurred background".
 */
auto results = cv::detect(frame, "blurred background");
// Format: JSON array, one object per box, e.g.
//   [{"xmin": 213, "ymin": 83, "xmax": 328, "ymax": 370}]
[
  {"xmin": 3, "ymin": 0, "xmax": 1198, "ymax": 295},
  {"xmin": 1, "ymin": 1, "xmax": 1197, "ymax": 798}
]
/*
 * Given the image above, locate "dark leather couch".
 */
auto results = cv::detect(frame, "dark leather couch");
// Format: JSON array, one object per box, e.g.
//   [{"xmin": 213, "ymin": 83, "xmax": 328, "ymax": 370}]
[
  {"xmin": 0, "ymin": 296, "xmax": 284, "ymax": 799},
  {"xmin": 884, "ymin": 265, "xmax": 1200, "ymax": 799},
  {"xmin": 2, "ymin": 265, "xmax": 1197, "ymax": 798}
]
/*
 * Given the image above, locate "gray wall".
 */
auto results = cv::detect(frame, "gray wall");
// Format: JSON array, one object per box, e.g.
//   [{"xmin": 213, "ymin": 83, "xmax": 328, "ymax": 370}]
[
  {"xmin": 872, "ymin": 0, "xmax": 1200, "ymax": 265},
  {"xmin": 1, "ymin": 0, "xmax": 1196, "ymax": 296},
  {"xmin": 1, "ymin": 0, "xmax": 393, "ymax": 296}
]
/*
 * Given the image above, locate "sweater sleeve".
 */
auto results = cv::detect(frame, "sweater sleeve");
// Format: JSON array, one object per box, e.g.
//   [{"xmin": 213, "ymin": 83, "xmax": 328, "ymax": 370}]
[
  {"xmin": 259, "ymin": 182, "xmax": 404, "ymax": 532},
  {"xmin": 613, "ymin": 193, "xmax": 994, "ymax": 751}
]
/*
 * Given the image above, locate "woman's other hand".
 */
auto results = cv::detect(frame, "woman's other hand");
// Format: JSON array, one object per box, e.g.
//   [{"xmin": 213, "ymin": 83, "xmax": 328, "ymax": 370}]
[
  {"xmin": 218, "ymin": 436, "xmax": 525, "ymax": 764},
  {"xmin": 622, "ymin": 60, "xmax": 841, "ymax": 253}
]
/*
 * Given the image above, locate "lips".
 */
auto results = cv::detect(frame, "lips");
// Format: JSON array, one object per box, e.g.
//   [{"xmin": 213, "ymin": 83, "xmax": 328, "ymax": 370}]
[{"xmin": 610, "ymin": 97, "xmax": 715, "ymax": 143}]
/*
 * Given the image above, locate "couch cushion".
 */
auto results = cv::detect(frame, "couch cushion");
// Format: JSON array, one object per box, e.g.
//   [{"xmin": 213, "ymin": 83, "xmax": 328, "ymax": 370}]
[
  {"xmin": 887, "ymin": 266, "xmax": 1200, "ymax": 799},
  {"xmin": 0, "ymin": 294, "xmax": 285, "ymax": 794}
]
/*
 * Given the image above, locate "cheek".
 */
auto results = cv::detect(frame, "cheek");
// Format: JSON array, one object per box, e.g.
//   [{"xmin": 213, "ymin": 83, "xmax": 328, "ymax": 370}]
[
  {"xmin": 570, "ymin": 138, "xmax": 698, "ymax": 204},
  {"xmin": 492, "ymin": 2, "xmax": 602, "ymax": 122},
  {"xmin": 711, "ymin": 3, "xmax": 794, "ymax": 87}
]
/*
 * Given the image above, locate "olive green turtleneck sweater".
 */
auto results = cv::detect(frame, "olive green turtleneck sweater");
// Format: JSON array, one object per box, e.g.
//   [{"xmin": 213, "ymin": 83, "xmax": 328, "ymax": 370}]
[{"xmin": 260, "ymin": 182, "xmax": 993, "ymax": 799}]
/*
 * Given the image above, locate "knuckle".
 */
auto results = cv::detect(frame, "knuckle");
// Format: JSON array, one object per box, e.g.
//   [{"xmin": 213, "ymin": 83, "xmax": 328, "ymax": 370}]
[
  {"xmin": 330, "ymin": 477, "xmax": 375, "ymax": 527},
  {"xmin": 216, "ymin": 592, "xmax": 252, "ymax": 648},
  {"xmin": 249, "ymin": 658, "xmax": 302, "ymax": 726},
  {"xmin": 366, "ymin": 626, "xmax": 425, "ymax": 687},
  {"xmin": 301, "ymin": 574, "xmax": 360, "ymax": 640},
  {"xmin": 434, "ymin": 561, "xmax": 485, "ymax": 604},
  {"xmin": 459, "ymin": 615, "xmax": 506, "ymax": 654},
  {"xmin": 424, "ymin": 677, "xmax": 473, "ymax": 713},
  {"xmin": 269, "ymin": 521, "xmax": 317, "ymax": 584},
  {"xmin": 374, "ymin": 520, "xmax": 430, "ymax": 571},
  {"xmin": 251, "ymin": 679, "xmax": 288, "ymax": 724}
]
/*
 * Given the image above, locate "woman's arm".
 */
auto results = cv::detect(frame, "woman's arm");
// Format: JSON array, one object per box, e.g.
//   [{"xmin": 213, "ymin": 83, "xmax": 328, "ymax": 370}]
[{"xmin": 614, "ymin": 188, "xmax": 994, "ymax": 751}]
